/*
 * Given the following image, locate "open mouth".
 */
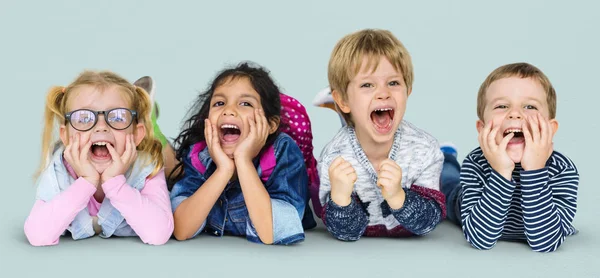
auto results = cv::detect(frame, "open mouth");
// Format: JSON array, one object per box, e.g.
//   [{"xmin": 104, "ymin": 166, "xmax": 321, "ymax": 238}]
[
  {"xmin": 220, "ymin": 124, "xmax": 241, "ymax": 143},
  {"xmin": 90, "ymin": 141, "xmax": 113, "ymax": 160},
  {"xmin": 503, "ymin": 128, "xmax": 525, "ymax": 144},
  {"xmin": 370, "ymin": 108, "xmax": 394, "ymax": 133}
]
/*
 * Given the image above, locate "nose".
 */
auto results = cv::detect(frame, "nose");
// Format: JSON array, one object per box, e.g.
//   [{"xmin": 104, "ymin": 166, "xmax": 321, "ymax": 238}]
[
  {"xmin": 507, "ymin": 108, "xmax": 523, "ymax": 120},
  {"xmin": 94, "ymin": 114, "xmax": 109, "ymax": 133},
  {"xmin": 222, "ymin": 104, "xmax": 237, "ymax": 117},
  {"xmin": 375, "ymin": 86, "xmax": 391, "ymax": 100}
]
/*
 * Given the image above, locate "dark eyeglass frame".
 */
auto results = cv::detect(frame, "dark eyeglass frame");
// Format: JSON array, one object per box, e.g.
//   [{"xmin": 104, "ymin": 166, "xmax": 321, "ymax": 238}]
[{"xmin": 65, "ymin": 108, "xmax": 138, "ymax": 132}]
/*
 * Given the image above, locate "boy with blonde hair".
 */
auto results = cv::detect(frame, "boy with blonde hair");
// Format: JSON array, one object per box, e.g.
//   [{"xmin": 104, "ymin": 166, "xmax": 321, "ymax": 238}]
[
  {"xmin": 318, "ymin": 29, "xmax": 445, "ymax": 241},
  {"xmin": 441, "ymin": 62, "xmax": 579, "ymax": 252}
]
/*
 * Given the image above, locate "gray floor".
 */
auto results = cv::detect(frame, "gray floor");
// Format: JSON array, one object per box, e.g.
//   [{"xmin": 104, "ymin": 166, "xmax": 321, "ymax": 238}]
[{"xmin": 4, "ymin": 207, "xmax": 598, "ymax": 278}]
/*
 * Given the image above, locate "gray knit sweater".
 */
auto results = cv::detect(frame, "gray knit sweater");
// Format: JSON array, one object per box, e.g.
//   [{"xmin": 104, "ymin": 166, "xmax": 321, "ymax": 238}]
[{"xmin": 318, "ymin": 120, "xmax": 446, "ymax": 240}]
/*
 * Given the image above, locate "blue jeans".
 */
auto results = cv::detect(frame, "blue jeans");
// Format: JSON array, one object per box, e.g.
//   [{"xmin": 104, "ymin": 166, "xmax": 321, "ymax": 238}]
[{"xmin": 440, "ymin": 153, "xmax": 462, "ymax": 226}]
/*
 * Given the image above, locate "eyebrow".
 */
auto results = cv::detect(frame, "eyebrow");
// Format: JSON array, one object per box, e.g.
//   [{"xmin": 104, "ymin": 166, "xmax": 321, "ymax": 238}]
[
  {"xmin": 489, "ymin": 96, "xmax": 544, "ymax": 104},
  {"xmin": 212, "ymin": 92, "xmax": 259, "ymax": 102}
]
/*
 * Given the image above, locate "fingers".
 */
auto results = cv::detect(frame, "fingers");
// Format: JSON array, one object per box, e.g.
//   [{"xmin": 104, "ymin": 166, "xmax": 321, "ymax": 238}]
[
  {"xmin": 205, "ymin": 119, "xmax": 212, "ymax": 147},
  {"xmin": 488, "ymin": 122, "xmax": 501, "ymax": 150},
  {"xmin": 80, "ymin": 138, "xmax": 93, "ymax": 163},
  {"xmin": 105, "ymin": 143, "xmax": 119, "ymax": 163},
  {"xmin": 121, "ymin": 134, "xmax": 134, "ymax": 163},
  {"xmin": 247, "ymin": 112, "xmax": 256, "ymax": 138},
  {"xmin": 499, "ymin": 131, "xmax": 514, "ymax": 150},
  {"xmin": 254, "ymin": 108, "xmax": 263, "ymax": 137},
  {"xmin": 259, "ymin": 109, "xmax": 269, "ymax": 138},
  {"xmin": 72, "ymin": 133, "xmax": 81, "ymax": 161},
  {"xmin": 329, "ymin": 157, "xmax": 345, "ymax": 172},
  {"xmin": 529, "ymin": 114, "xmax": 541, "ymax": 142},
  {"xmin": 480, "ymin": 121, "xmax": 492, "ymax": 152},
  {"xmin": 537, "ymin": 113, "xmax": 550, "ymax": 143},
  {"xmin": 522, "ymin": 118, "xmax": 532, "ymax": 145}
]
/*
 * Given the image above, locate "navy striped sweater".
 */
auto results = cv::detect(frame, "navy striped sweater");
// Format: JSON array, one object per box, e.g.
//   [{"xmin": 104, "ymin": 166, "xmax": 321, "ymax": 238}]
[{"xmin": 460, "ymin": 147, "xmax": 579, "ymax": 252}]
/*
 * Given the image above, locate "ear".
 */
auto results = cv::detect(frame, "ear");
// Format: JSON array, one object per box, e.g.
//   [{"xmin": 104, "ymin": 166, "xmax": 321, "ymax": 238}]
[
  {"xmin": 59, "ymin": 125, "xmax": 69, "ymax": 146},
  {"xmin": 407, "ymin": 87, "xmax": 412, "ymax": 97},
  {"xmin": 332, "ymin": 89, "xmax": 351, "ymax": 114},
  {"xmin": 268, "ymin": 116, "xmax": 280, "ymax": 135},
  {"xmin": 549, "ymin": 119, "xmax": 559, "ymax": 137},
  {"xmin": 476, "ymin": 119, "xmax": 485, "ymax": 134},
  {"xmin": 134, "ymin": 123, "xmax": 146, "ymax": 146}
]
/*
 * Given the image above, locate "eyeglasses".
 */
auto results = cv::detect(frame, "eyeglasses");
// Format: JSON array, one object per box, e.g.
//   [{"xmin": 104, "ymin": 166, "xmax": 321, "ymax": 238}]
[{"xmin": 65, "ymin": 108, "xmax": 137, "ymax": 132}]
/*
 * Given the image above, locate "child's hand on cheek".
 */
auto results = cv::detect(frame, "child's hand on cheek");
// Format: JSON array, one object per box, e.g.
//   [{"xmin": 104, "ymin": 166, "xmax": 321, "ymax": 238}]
[
  {"xmin": 101, "ymin": 134, "xmax": 137, "ymax": 184},
  {"xmin": 64, "ymin": 133, "xmax": 100, "ymax": 187},
  {"xmin": 205, "ymin": 119, "xmax": 235, "ymax": 176},
  {"xmin": 521, "ymin": 113, "xmax": 554, "ymax": 171},
  {"xmin": 234, "ymin": 109, "xmax": 269, "ymax": 163},
  {"xmin": 377, "ymin": 159, "xmax": 405, "ymax": 209},
  {"xmin": 479, "ymin": 121, "xmax": 515, "ymax": 180}
]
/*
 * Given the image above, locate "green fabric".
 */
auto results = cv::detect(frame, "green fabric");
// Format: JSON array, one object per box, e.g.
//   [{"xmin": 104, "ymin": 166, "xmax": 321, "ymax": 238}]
[{"xmin": 151, "ymin": 102, "xmax": 168, "ymax": 147}]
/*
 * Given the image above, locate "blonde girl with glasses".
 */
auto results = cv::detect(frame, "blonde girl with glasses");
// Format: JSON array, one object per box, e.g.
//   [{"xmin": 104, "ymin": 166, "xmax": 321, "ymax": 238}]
[{"xmin": 24, "ymin": 70, "xmax": 174, "ymax": 246}]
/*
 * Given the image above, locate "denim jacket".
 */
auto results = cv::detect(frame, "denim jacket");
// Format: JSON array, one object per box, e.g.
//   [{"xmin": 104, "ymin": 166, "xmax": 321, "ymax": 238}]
[
  {"xmin": 170, "ymin": 133, "xmax": 314, "ymax": 245},
  {"xmin": 35, "ymin": 143, "xmax": 156, "ymax": 240}
]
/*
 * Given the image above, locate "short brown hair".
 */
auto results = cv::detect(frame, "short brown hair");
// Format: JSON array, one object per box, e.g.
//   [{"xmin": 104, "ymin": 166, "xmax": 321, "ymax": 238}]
[
  {"xmin": 328, "ymin": 29, "xmax": 413, "ymax": 126},
  {"xmin": 477, "ymin": 62, "xmax": 557, "ymax": 120}
]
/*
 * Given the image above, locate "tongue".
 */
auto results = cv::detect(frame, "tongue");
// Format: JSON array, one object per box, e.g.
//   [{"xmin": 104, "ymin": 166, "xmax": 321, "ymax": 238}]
[
  {"xmin": 509, "ymin": 136, "xmax": 525, "ymax": 144},
  {"xmin": 372, "ymin": 112, "xmax": 391, "ymax": 128},
  {"xmin": 223, "ymin": 134, "xmax": 240, "ymax": 142},
  {"xmin": 92, "ymin": 145, "xmax": 110, "ymax": 157}
]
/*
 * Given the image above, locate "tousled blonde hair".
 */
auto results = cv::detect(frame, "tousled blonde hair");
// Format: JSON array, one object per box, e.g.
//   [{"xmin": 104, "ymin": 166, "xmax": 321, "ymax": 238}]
[{"xmin": 328, "ymin": 29, "xmax": 414, "ymax": 126}]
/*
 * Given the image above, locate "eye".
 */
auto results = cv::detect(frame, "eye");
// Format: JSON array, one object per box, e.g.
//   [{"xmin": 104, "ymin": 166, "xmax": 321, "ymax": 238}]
[
  {"xmin": 108, "ymin": 115, "xmax": 126, "ymax": 123},
  {"xmin": 360, "ymin": 83, "xmax": 373, "ymax": 88},
  {"xmin": 240, "ymin": 101, "xmax": 253, "ymax": 107},
  {"xmin": 212, "ymin": 101, "xmax": 224, "ymax": 107},
  {"xmin": 494, "ymin": 105, "xmax": 508, "ymax": 109},
  {"xmin": 388, "ymin": 80, "xmax": 400, "ymax": 86},
  {"xmin": 524, "ymin": 105, "xmax": 537, "ymax": 110},
  {"xmin": 79, "ymin": 117, "xmax": 94, "ymax": 124}
]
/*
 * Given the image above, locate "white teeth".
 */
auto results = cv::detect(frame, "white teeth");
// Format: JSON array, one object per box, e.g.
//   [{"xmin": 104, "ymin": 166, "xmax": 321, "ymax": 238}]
[
  {"xmin": 221, "ymin": 124, "xmax": 239, "ymax": 129},
  {"xmin": 375, "ymin": 108, "xmax": 393, "ymax": 112},
  {"xmin": 92, "ymin": 142, "xmax": 109, "ymax": 146},
  {"xmin": 504, "ymin": 129, "xmax": 522, "ymax": 134}
]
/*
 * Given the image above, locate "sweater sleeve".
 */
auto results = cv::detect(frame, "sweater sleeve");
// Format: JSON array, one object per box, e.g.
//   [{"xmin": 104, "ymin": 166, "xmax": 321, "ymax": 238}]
[
  {"xmin": 460, "ymin": 154, "xmax": 516, "ymax": 250},
  {"xmin": 24, "ymin": 178, "xmax": 96, "ymax": 246},
  {"xmin": 520, "ymin": 156, "xmax": 579, "ymax": 252},
  {"xmin": 101, "ymin": 170, "xmax": 174, "ymax": 245},
  {"xmin": 323, "ymin": 197, "xmax": 369, "ymax": 241}
]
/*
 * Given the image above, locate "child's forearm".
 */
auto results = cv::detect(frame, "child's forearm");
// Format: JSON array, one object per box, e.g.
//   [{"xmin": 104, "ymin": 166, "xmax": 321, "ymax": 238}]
[
  {"xmin": 236, "ymin": 159, "xmax": 274, "ymax": 244},
  {"xmin": 101, "ymin": 171, "xmax": 174, "ymax": 245},
  {"xmin": 24, "ymin": 178, "xmax": 96, "ymax": 246},
  {"xmin": 172, "ymin": 169, "xmax": 230, "ymax": 240},
  {"xmin": 387, "ymin": 189, "xmax": 443, "ymax": 235},
  {"xmin": 461, "ymin": 169, "xmax": 515, "ymax": 250},
  {"xmin": 323, "ymin": 197, "xmax": 368, "ymax": 241},
  {"xmin": 520, "ymin": 167, "xmax": 578, "ymax": 252}
]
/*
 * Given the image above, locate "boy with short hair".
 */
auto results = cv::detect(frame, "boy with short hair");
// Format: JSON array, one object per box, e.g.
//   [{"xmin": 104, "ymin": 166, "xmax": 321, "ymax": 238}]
[
  {"xmin": 318, "ymin": 29, "xmax": 445, "ymax": 241},
  {"xmin": 441, "ymin": 62, "xmax": 579, "ymax": 252}
]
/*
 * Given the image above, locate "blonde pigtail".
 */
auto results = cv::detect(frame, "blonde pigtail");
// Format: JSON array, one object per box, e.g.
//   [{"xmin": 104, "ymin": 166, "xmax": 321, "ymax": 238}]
[
  {"xmin": 133, "ymin": 86, "xmax": 164, "ymax": 177},
  {"xmin": 35, "ymin": 86, "xmax": 67, "ymax": 180}
]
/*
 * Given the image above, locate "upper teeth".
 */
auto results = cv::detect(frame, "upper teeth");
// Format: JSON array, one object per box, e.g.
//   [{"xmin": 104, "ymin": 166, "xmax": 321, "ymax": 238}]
[
  {"xmin": 375, "ymin": 108, "xmax": 392, "ymax": 112},
  {"xmin": 221, "ymin": 124, "xmax": 239, "ymax": 129},
  {"xmin": 93, "ymin": 142, "xmax": 109, "ymax": 146},
  {"xmin": 504, "ymin": 129, "xmax": 522, "ymax": 134}
]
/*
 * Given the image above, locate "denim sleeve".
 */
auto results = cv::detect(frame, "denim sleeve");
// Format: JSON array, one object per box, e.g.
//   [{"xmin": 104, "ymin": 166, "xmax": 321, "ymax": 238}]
[
  {"xmin": 323, "ymin": 197, "xmax": 368, "ymax": 241},
  {"xmin": 256, "ymin": 135, "xmax": 308, "ymax": 244},
  {"xmin": 169, "ymin": 153, "xmax": 208, "ymax": 239},
  {"xmin": 246, "ymin": 199, "xmax": 305, "ymax": 245}
]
